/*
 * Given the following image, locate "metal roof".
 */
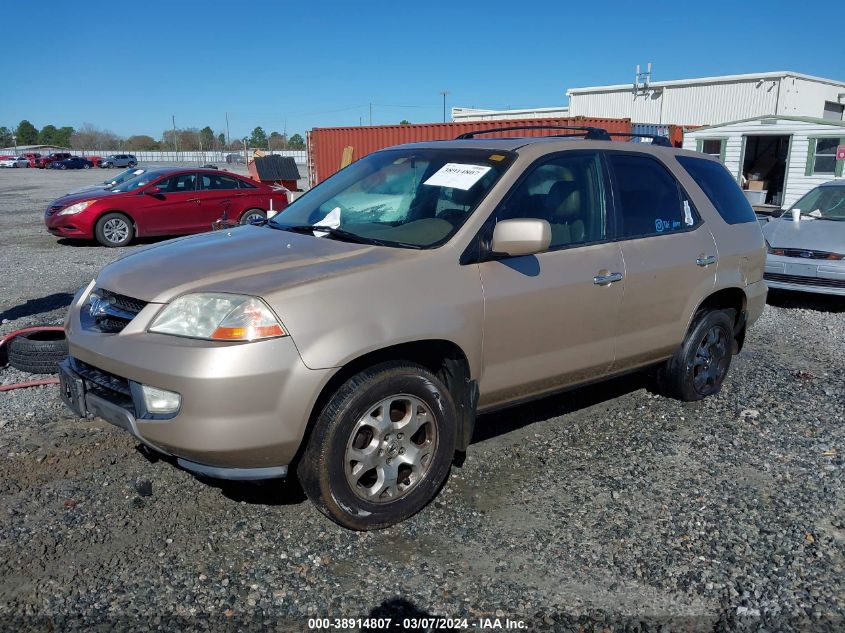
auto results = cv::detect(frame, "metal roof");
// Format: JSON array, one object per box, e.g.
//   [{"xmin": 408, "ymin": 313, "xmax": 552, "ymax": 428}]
[
  {"xmin": 684, "ymin": 115, "xmax": 845, "ymax": 133},
  {"xmin": 567, "ymin": 71, "xmax": 845, "ymax": 95}
]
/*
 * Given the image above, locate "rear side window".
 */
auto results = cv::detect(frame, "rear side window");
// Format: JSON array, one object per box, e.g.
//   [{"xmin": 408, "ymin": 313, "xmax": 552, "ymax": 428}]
[
  {"xmin": 200, "ymin": 174, "xmax": 240, "ymax": 190},
  {"xmin": 608, "ymin": 154, "xmax": 697, "ymax": 238},
  {"xmin": 676, "ymin": 156, "xmax": 756, "ymax": 224},
  {"xmin": 238, "ymin": 178, "xmax": 257, "ymax": 189}
]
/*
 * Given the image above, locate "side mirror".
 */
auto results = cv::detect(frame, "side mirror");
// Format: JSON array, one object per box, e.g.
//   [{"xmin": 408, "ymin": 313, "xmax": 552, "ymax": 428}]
[
  {"xmin": 146, "ymin": 186, "xmax": 162, "ymax": 195},
  {"xmin": 490, "ymin": 218, "xmax": 551, "ymax": 257}
]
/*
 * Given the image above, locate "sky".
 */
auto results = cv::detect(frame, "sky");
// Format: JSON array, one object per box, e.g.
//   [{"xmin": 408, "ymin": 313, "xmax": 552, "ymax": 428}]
[{"xmin": 2, "ymin": 0, "xmax": 843, "ymax": 141}]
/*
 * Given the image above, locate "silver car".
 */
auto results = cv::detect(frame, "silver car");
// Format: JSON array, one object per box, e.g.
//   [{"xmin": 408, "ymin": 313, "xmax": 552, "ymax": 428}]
[{"xmin": 763, "ymin": 181, "xmax": 845, "ymax": 295}]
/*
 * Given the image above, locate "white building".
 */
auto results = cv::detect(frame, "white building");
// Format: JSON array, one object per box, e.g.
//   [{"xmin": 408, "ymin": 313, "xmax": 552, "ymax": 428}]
[
  {"xmin": 452, "ymin": 106, "xmax": 569, "ymax": 122},
  {"xmin": 683, "ymin": 116, "xmax": 845, "ymax": 208},
  {"xmin": 453, "ymin": 71, "xmax": 845, "ymax": 127},
  {"xmin": 567, "ymin": 71, "xmax": 845, "ymax": 125}
]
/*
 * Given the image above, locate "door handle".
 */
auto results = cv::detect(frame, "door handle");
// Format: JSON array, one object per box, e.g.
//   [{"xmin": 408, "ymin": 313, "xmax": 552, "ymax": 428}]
[
  {"xmin": 186, "ymin": 198, "xmax": 200, "ymax": 203},
  {"xmin": 593, "ymin": 272, "xmax": 624, "ymax": 286},
  {"xmin": 696, "ymin": 255, "xmax": 717, "ymax": 267}
]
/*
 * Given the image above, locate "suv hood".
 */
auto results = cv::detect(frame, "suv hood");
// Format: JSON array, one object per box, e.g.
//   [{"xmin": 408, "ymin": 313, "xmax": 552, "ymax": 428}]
[
  {"xmin": 763, "ymin": 216, "xmax": 845, "ymax": 253},
  {"xmin": 94, "ymin": 226, "xmax": 404, "ymax": 304}
]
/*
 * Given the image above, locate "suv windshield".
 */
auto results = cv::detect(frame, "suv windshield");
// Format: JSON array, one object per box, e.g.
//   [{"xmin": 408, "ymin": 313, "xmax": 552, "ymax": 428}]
[
  {"xmin": 270, "ymin": 148, "xmax": 514, "ymax": 248},
  {"xmin": 789, "ymin": 185, "xmax": 845, "ymax": 220}
]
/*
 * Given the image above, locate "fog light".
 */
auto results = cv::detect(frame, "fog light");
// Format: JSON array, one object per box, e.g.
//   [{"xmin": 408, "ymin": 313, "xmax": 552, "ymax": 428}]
[{"xmin": 141, "ymin": 385, "xmax": 181, "ymax": 414}]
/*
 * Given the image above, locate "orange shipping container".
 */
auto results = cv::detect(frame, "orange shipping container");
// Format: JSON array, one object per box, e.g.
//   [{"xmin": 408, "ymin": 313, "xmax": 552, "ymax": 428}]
[{"xmin": 307, "ymin": 117, "xmax": 632, "ymax": 185}]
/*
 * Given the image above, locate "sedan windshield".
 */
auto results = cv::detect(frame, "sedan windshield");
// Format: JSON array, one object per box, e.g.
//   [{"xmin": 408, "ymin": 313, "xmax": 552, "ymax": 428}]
[
  {"xmin": 790, "ymin": 186, "xmax": 845, "ymax": 220},
  {"xmin": 111, "ymin": 170, "xmax": 168, "ymax": 192},
  {"xmin": 269, "ymin": 148, "xmax": 514, "ymax": 248},
  {"xmin": 106, "ymin": 168, "xmax": 145, "ymax": 186}
]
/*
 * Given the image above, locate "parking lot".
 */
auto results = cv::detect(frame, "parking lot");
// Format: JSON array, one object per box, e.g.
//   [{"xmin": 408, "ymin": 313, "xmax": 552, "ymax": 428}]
[{"xmin": 0, "ymin": 167, "xmax": 843, "ymax": 631}]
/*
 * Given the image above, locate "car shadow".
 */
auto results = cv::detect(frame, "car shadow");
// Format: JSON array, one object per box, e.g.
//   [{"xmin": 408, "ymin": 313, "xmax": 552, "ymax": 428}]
[
  {"xmin": 767, "ymin": 289, "xmax": 844, "ymax": 313},
  {"xmin": 134, "ymin": 444, "xmax": 307, "ymax": 506},
  {"xmin": 0, "ymin": 292, "xmax": 74, "ymax": 322},
  {"xmin": 471, "ymin": 371, "xmax": 650, "ymax": 444},
  {"xmin": 56, "ymin": 236, "xmax": 172, "ymax": 248}
]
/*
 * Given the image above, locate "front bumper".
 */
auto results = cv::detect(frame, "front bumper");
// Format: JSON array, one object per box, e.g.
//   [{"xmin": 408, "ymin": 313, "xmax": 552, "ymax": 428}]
[
  {"xmin": 764, "ymin": 254, "xmax": 845, "ymax": 296},
  {"xmin": 62, "ymin": 289, "xmax": 334, "ymax": 474}
]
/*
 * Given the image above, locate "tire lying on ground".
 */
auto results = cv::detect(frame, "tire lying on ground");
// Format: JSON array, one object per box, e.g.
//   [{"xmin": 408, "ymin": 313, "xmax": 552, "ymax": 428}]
[{"xmin": 7, "ymin": 331, "xmax": 68, "ymax": 374}]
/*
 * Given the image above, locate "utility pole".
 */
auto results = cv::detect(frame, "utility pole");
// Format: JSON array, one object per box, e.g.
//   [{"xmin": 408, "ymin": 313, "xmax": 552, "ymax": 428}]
[
  {"xmin": 172, "ymin": 115, "xmax": 178, "ymax": 154},
  {"xmin": 225, "ymin": 112, "xmax": 230, "ymax": 147},
  {"xmin": 439, "ymin": 91, "xmax": 450, "ymax": 123},
  {"xmin": 369, "ymin": 103, "xmax": 373, "ymax": 126}
]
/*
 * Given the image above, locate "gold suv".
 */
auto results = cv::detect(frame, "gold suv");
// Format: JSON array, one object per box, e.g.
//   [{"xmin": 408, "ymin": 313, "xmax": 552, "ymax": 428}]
[{"xmin": 59, "ymin": 126, "xmax": 767, "ymax": 529}]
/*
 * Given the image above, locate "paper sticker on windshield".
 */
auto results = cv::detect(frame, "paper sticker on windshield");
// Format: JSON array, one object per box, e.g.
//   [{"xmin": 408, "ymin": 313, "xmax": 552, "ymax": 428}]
[{"xmin": 423, "ymin": 163, "xmax": 492, "ymax": 190}]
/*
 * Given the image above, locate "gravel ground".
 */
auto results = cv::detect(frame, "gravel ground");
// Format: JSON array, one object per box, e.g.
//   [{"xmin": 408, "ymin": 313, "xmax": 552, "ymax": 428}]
[{"xmin": 0, "ymin": 168, "xmax": 844, "ymax": 632}]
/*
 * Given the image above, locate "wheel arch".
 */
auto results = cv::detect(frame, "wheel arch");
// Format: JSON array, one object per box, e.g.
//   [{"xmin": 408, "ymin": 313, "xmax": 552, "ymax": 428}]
[
  {"xmin": 295, "ymin": 339, "xmax": 477, "ymax": 471},
  {"xmin": 689, "ymin": 287, "xmax": 748, "ymax": 352}
]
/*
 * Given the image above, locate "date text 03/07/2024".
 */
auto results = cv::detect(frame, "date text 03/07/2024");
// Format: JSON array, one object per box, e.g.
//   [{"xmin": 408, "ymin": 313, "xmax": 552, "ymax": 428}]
[{"xmin": 306, "ymin": 616, "xmax": 528, "ymax": 630}]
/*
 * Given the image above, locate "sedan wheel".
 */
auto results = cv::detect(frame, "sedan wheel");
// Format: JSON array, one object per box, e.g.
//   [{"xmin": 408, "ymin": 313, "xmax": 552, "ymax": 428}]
[
  {"xmin": 94, "ymin": 213, "xmax": 135, "ymax": 247},
  {"xmin": 240, "ymin": 209, "xmax": 266, "ymax": 225},
  {"xmin": 60, "ymin": 165, "xmax": 67, "ymax": 170}
]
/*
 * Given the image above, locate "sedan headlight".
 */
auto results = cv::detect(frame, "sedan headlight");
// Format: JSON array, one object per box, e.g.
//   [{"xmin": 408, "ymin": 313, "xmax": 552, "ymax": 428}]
[
  {"xmin": 148, "ymin": 293, "xmax": 286, "ymax": 341},
  {"xmin": 58, "ymin": 200, "xmax": 96, "ymax": 215}
]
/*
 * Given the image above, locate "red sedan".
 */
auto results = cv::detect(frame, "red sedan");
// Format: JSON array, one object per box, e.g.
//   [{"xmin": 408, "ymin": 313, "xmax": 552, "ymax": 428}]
[{"xmin": 44, "ymin": 167, "xmax": 289, "ymax": 246}]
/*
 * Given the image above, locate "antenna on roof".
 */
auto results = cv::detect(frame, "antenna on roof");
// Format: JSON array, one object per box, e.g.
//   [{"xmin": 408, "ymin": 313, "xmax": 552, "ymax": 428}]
[{"xmin": 633, "ymin": 63, "xmax": 652, "ymax": 95}]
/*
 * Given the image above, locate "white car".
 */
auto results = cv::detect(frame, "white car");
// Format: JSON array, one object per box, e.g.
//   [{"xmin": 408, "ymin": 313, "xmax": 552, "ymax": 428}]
[{"xmin": 0, "ymin": 156, "xmax": 30, "ymax": 168}]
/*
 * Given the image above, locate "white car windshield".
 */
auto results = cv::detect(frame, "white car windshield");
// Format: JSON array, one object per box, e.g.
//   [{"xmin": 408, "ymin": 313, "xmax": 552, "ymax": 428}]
[{"xmin": 791, "ymin": 186, "xmax": 845, "ymax": 220}]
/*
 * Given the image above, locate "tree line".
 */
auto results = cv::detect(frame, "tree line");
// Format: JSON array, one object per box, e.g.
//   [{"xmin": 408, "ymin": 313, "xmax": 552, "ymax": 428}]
[{"xmin": 1, "ymin": 121, "xmax": 305, "ymax": 152}]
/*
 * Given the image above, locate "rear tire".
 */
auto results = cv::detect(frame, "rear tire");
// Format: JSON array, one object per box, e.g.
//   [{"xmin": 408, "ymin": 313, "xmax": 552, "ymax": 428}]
[
  {"xmin": 240, "ymin": 209, "xmax": 266, "ymax": 225},
  {"xmin": 298, "ymin": 362, "xmax": 457, "ymax": 530},
  {"xmin": 95, "ymin": 212, "xmax": 134, "ymax": 247},
  {"xmin": 8, "ymin": 331, "xmax": 68, "ymax": 374},
  {"xmin": 655, "ymin": 310, "xmax": 734, "ymax": 401}
]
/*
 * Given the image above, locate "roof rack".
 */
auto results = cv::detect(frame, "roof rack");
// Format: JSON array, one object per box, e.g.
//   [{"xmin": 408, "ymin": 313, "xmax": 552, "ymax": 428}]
[
  {"xmin": 608, "ymin": 132, "xmax": 673, "ymax": 147},
  {"xmin": 455, "ymin": 125, "xmax": 673, "ymax": 147},
  {"xmin": 455, "ymin": 125, "xmax": 612, "ymax": 141}
]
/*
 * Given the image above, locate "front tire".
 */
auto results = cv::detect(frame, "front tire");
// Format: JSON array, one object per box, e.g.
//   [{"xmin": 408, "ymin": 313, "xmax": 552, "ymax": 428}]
[
  {"xmin": 94, "ymin": 212, "xmax": 134, "ymax": 247},
  {"xmin": 298, "ymin": 362, "xmax": 457, "ymax": 530},
  {"xmin": 60, "ymin": 164, "xmax": 67, "ymax": 170},
  {"xmin": 656, "ymin": 309, "xmax": 734, "ymax": 401},
  {"xmin": 83, "ymin": 163, "xmax": 91, "ymax": 169}
]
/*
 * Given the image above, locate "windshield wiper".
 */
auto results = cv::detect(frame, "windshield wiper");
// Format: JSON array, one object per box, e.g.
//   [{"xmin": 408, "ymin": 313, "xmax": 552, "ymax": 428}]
[{"xmin": 273, "ymin": 224, "xmax": 423, "ymax": 249}]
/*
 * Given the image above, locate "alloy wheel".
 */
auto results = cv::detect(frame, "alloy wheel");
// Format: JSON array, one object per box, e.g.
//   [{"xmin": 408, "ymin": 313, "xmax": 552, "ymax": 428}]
[
  {"xmin": 692, "ymin": 325, "xmax": 729, "ymax": 396},
  {"xmin": 344, "ymin": 394, "xmax": 438, "ymax": 503},
  {"xmin": 102, "ymin": 218, "xmax": 130, "ymax": 244}
]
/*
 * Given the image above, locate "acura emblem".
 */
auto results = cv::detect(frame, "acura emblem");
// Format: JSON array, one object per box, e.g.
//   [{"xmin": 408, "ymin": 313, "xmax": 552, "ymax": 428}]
[{"xmin": 799, "ymin": 251, "xmax": 813, "ymax": 259}]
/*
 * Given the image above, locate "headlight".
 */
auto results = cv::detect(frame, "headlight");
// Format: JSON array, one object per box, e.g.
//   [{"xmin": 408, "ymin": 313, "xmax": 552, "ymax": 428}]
[
  {"xmin": 58, "ymin": 200, "xmax": 96, "ymax": 215},
  {"xmin": 148, "ymin": 293, "xmax": 286, "ymax": 341}
]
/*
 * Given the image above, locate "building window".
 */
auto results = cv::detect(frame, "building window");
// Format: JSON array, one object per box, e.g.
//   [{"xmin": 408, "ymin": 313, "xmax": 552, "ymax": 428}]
[
  {"xmin": 810, "ymin": 138, "xmax": 841, "ymax": 175},
  {"xmin": 697, "ymin": 138, "xmax": 725, "ymax": 162},
  {"xmin": 823, "ymin": 101, "xmax": 844, "ymax": 121}
]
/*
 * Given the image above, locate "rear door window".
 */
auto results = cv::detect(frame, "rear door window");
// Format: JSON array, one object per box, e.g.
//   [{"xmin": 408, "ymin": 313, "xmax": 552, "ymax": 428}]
[
  {"xmin": 676, "ymin": 155, "xmax": 756, "ymax": 224},
  {"xmin": 200, "ymin": 174, "xmax": 240, "ymax": 190},
  {"xmin": 608, "ymin": 153, "xmax": 698, "ymax": 238}
]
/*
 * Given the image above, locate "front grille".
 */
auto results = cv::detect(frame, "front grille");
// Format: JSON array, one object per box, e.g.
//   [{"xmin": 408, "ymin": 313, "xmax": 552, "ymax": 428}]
[
  {"xmin": 777, "ymin": 249, "xmax": 842, "ymax": 260},
  {"xmin": 85, "ymin": 288, "xmax": 148, "ymax": 333},
  {"xmin": 71, "ymin": 357, "xmax": 136, "ymax": 416},
  {"xmin": 764, "ymin": 272, "xmax": 845, "ymax": 289},
  {"xmin": 72, "ymin": 358, "xmax": 131, "ymax": 397}
]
